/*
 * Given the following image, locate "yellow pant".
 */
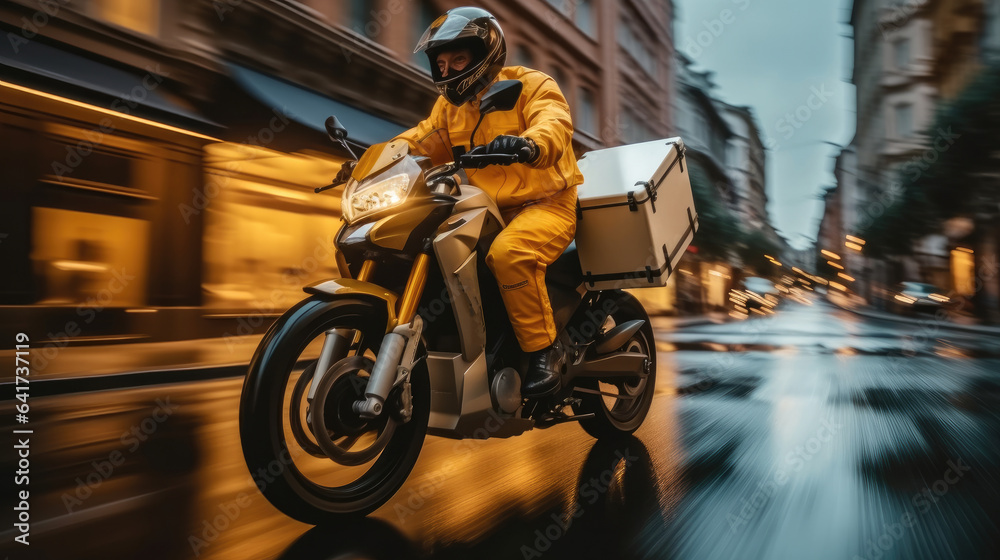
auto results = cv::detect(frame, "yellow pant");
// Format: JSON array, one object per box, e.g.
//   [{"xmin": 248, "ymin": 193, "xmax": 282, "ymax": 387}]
[{"xmin": 485, "ymin": 186, "xmax": 578, "ymax": 352}]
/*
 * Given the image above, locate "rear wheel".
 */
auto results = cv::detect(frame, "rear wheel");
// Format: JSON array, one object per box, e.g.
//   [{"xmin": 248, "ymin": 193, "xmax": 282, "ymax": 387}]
[
  {"xmin": 239, "ymin": 297, "xmax": 429, "ymax": 523},
  {"xmin": 578, "ymin": 293, "xmax": 656, "ymax": 440}
]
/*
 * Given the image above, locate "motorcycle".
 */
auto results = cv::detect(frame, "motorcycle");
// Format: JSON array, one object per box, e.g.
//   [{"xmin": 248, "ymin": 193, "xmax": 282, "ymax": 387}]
[{"xmin": 239, "ymin": 80, "xmax": 661, "ymax": 524}]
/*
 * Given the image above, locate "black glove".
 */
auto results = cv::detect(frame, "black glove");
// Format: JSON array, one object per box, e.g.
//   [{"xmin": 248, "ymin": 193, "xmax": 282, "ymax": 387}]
[
  {"xmin": 484, "ymin": 135, "xmax": 538, "ymax": 163},
  {"xmin": 335, "ymin": 160, "xmax": 357, "ymax": 184}
]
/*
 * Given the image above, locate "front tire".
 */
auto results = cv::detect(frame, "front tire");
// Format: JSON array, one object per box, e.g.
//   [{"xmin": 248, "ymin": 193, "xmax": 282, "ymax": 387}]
[
  {"xmin": 239, "ymin": 296, "xmax": 429, "ymax": 524},
  {"xmin": 578, "ymin": 293, "xmax": 657, "ymax": 440}
]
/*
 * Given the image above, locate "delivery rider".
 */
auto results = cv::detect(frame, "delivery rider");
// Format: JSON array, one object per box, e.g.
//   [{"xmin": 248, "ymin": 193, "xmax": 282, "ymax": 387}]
[{"xmin": 336, "ymin": 7, "xmax": 583, "ymax": 397}]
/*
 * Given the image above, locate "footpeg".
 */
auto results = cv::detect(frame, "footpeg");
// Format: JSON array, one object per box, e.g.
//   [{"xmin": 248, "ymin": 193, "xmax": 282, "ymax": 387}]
[{"xmin": 535, "ymin": 411, "xmax": 595, "ymax": 429}]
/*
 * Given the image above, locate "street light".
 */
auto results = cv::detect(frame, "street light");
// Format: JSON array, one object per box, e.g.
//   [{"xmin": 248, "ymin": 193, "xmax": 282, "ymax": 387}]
[
  {"xmin": 828, "ymin": 261, "xmax": 845, "ymax": 270},
  {"xmin": 821, "ymin": 250, "xmax": 841, "ymax": 260}
]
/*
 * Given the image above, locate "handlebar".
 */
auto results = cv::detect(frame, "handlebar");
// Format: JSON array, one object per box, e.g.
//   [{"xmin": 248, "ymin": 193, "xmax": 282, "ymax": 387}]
[
  {"xmin": 316, "ymin": 150, "xmax": 520, "ymax": 194},
  {"xmin": 315, "ymin": 179, "xmax": 345, "ymax": 194},
  {"xmin": 457, "ymin": 152, "xmax": 520, "ymax": 169}
]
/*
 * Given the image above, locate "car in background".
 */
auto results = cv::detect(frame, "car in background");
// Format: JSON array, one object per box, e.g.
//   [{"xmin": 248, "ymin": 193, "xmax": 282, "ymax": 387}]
[
  {"xmin": 890, "ymin": 282, "xmax": 954, "ymax": 315},
  {"xmin": 731, "ymin": 277, "xmax": 780, "ymax": 315}
]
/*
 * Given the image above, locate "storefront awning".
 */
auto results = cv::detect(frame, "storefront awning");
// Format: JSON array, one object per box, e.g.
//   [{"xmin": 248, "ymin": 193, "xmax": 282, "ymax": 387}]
[
  {"xmin": 0, "ymin": 26, "xmax": 214, "ymax": 130},
  {"xmin": 227, "ymin": 63, "xmax": 406, "ymax": 148}
]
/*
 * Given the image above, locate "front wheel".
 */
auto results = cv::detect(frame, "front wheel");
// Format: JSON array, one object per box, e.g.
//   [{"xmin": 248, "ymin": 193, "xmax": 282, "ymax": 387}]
[
  {"xmin": 239, "ymin": 296, "xmax": 429, "ymax": 524},
  {"xmin": 578, "ymin": 293, "xmax": 657, "ymax": 440}
]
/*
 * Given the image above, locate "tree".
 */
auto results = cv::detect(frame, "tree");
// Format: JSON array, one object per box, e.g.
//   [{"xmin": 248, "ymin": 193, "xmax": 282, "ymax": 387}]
[
  {"xmin": 863, "ymin": 61, "xmax": 1000, "ymax": 256},
  {"xmin": 861, "ymin": 61, "xmax": 1000, "ymax": 320},
  {"xmin": 687, "ymin": 159, "xmax": 744, "ymax": 260}
]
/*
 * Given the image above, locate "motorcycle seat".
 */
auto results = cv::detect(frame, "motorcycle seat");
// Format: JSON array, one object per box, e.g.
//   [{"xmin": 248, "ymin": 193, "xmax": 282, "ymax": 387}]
[
  {"xmin": 546, "ymin": 241, "xmax": 582, "ymax": 290},
  {"xmin": 546, "ymin": 241, "xmax": 584, "ymax": 335}
]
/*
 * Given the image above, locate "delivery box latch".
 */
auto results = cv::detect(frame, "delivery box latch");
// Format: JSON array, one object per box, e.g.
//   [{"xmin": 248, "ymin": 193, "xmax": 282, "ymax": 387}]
[{"xmin": 635, "ymin": 180, "xmax": 657, "ymax": 213}]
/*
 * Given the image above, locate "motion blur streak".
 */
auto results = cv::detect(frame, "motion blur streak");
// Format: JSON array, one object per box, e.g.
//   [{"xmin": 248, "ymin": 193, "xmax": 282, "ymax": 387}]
[{"xmin": 3, "ymin": 295, "xmax": 999, "ymax": 559}]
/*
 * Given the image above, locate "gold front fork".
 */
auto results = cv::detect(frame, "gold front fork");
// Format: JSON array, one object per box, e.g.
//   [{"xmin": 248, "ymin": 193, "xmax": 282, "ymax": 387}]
[
  {"xmin": 397, "ymin": 253, "xmax": 430, "ymax": 324},
  {"xmin": 351, "ymin": 253, "xmax": 430, "ymax": 419},
  {"xmin": 356, "ymin": 259, "xmax": 376, "ymax": 282}
]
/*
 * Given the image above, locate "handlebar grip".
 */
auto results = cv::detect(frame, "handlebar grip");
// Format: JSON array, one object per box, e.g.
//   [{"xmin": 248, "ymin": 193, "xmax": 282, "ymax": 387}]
[{"xmin": 458, "ymin": 153, "xmax": 521, "ymax": 169}]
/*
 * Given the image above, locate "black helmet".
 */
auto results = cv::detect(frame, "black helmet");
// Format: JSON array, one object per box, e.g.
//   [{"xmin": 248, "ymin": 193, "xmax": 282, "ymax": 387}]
[{"xmin": 415, "ymin": 7, "xmax": 507, "ymax": 106}]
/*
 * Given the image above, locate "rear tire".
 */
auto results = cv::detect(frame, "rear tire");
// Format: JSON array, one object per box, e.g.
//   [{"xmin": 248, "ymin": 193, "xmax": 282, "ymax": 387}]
[
  {"xmin": 239, "ymin": 296, "xmax": 429, "ymax": 524},
  {"xmin": 578, "ymin": 293, "xmax": 657, "ymax": 440}
]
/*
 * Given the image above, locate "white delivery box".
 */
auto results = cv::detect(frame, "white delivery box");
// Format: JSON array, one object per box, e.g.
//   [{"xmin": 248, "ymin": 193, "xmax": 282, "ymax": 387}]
[{"xmin": 575, "ymin": 137, "xmax": 698, "ymax": 291}]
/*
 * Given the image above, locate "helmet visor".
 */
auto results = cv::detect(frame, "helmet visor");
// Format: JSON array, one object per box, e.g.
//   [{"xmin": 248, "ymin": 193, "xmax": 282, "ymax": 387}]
[{"xmin": 414, "ymin": 14, "xmax": 488, "ymax": 54}]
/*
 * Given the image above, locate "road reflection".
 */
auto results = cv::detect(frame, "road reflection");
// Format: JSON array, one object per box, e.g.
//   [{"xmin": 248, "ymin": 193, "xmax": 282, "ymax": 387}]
[
  {"xmin": 0, "ymin": 394, "xmax": 203, "ymax": 560},
  {"xmin": 5, "ymin": 299, "xmax": 1000, "ymax": 560},
  {"xmin": 276, "ymin": 438, "xmax": 664, "ymax": 560}
]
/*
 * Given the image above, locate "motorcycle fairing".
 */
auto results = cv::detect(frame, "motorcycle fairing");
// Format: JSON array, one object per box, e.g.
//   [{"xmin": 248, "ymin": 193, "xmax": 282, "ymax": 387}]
[
  {"xmin": 304, "ymin": 278, "xmax": 399, "ymax": 333},
  {"xmin": 425, "ymin": 350, "xmax": 533, "ymax": 439},
  {"xmin": 351, "ymin": 139, "xmax": 410, "ymax": 182}
]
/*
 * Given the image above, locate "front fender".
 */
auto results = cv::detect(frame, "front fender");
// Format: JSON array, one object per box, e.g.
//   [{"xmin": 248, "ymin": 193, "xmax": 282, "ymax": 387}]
[{"xmin": 304, "ymin": 278, "xmax": 399, "ymax": 332}]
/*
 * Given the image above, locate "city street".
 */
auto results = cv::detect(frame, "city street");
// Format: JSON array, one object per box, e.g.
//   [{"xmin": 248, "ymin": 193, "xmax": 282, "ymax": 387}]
[
  {"xmin": 3, "ymin": 295, "xmax": 999, "ymax": 560},
  {"xmin": 4, "ymin": 1, "xmax": 1000, "ymax": 559}
]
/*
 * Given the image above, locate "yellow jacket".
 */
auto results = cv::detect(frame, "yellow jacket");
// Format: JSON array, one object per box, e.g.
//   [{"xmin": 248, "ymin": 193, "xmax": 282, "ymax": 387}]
[{"xmin": 395, "ymin": 66, "xmax": 583, "ymax": 211}]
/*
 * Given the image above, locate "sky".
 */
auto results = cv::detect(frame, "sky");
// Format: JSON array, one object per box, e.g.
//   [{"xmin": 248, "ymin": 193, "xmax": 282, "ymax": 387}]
[{"xmin": 672, "ymin": 0, "xmax": 857, "ymax": 250}]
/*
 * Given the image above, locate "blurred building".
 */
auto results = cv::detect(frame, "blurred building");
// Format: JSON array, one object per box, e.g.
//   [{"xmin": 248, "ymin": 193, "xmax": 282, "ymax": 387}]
[
  {"xmin": 0, "ymin": 0, "xmax": 679, "ymax": 341},
  {"xmin": 931, "ymin": 0, "xmax": 992, "ymax": 99},
  {"xmin": 833, "ymin": 145, "xmax": 862, "ymax": 240},
  {"xmin": 783, "ymin": 246, "xmax": 817, "ymax": 275},
  {"xmin": 851, "ymin": 0, "xmax": 937, "ymax": 198},
  {"xmin": 816, "ymin": 186, "xmax": 842, "ymax": 266},
  {"xmin": 674, "ymin": 54, "xmax": 733, "ymax": 204},
  {"xmin": 846, "ymin": 0, "xmax": 992, "ymax": 300},
  {"xmin": 815, "ymin": 144, "xmax": 865, "ymax": 291},
  {"xmin": 832, "ymin": 143, "xmax": 868, "ymax": 295},
  {"xmin": 986, "ymin": 0, "xmax": 1000, "ymax": 60},
  {"xmin": 718, "ymin": 101, "xmax": 769, "ymax": 234},
  {"xmin": 673, "ymin": 54, "xmax": 732, "ymax": 310},
  {"xmin": 673, "ymin": 53, "xmax": 791, "ymax": 306}
]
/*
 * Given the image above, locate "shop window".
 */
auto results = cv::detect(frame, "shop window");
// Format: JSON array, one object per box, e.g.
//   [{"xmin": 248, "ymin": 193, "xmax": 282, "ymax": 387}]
[
  {"xmin": 32, "ymin": 207, "xmax": 149, "ymax": 306},
  {"xmin": 45, "ymin": 139, "xmax": 133, "ymax": 192},
  {"xmin": 201, "ymin": 143, "xmax": 344, "ymax": 310}
]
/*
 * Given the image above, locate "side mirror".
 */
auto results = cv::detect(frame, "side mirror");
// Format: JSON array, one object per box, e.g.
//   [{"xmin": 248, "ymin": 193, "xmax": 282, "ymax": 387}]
[
  {"xmin": 479, "ymin": 80, "xmax": 523, "ymax": 115},
  {"xmin": 325, "ymin": 116, "xmax": 348, "ymax": 141},
  {"xmin": 325, "ymin": 116, "xmax": 357, "ymax": 160}
]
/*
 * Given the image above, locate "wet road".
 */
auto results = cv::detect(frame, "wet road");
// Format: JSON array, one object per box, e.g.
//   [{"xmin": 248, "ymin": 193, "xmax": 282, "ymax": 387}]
[{"xmin": 3, "ymin": 296, "xmax": 1000, "ymax": 560}]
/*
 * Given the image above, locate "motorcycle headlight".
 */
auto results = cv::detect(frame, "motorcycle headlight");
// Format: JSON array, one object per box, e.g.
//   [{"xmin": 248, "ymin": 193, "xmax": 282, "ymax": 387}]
[{"xmin": 342, "ymin": 163, "xmax": 417, "ymax": 223}]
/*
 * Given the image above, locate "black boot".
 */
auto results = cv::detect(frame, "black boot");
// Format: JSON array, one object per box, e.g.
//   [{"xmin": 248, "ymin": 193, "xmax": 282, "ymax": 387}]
[{"xmin": 523, "ymin": 343, "xmax": 563, "ymax": 397}]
